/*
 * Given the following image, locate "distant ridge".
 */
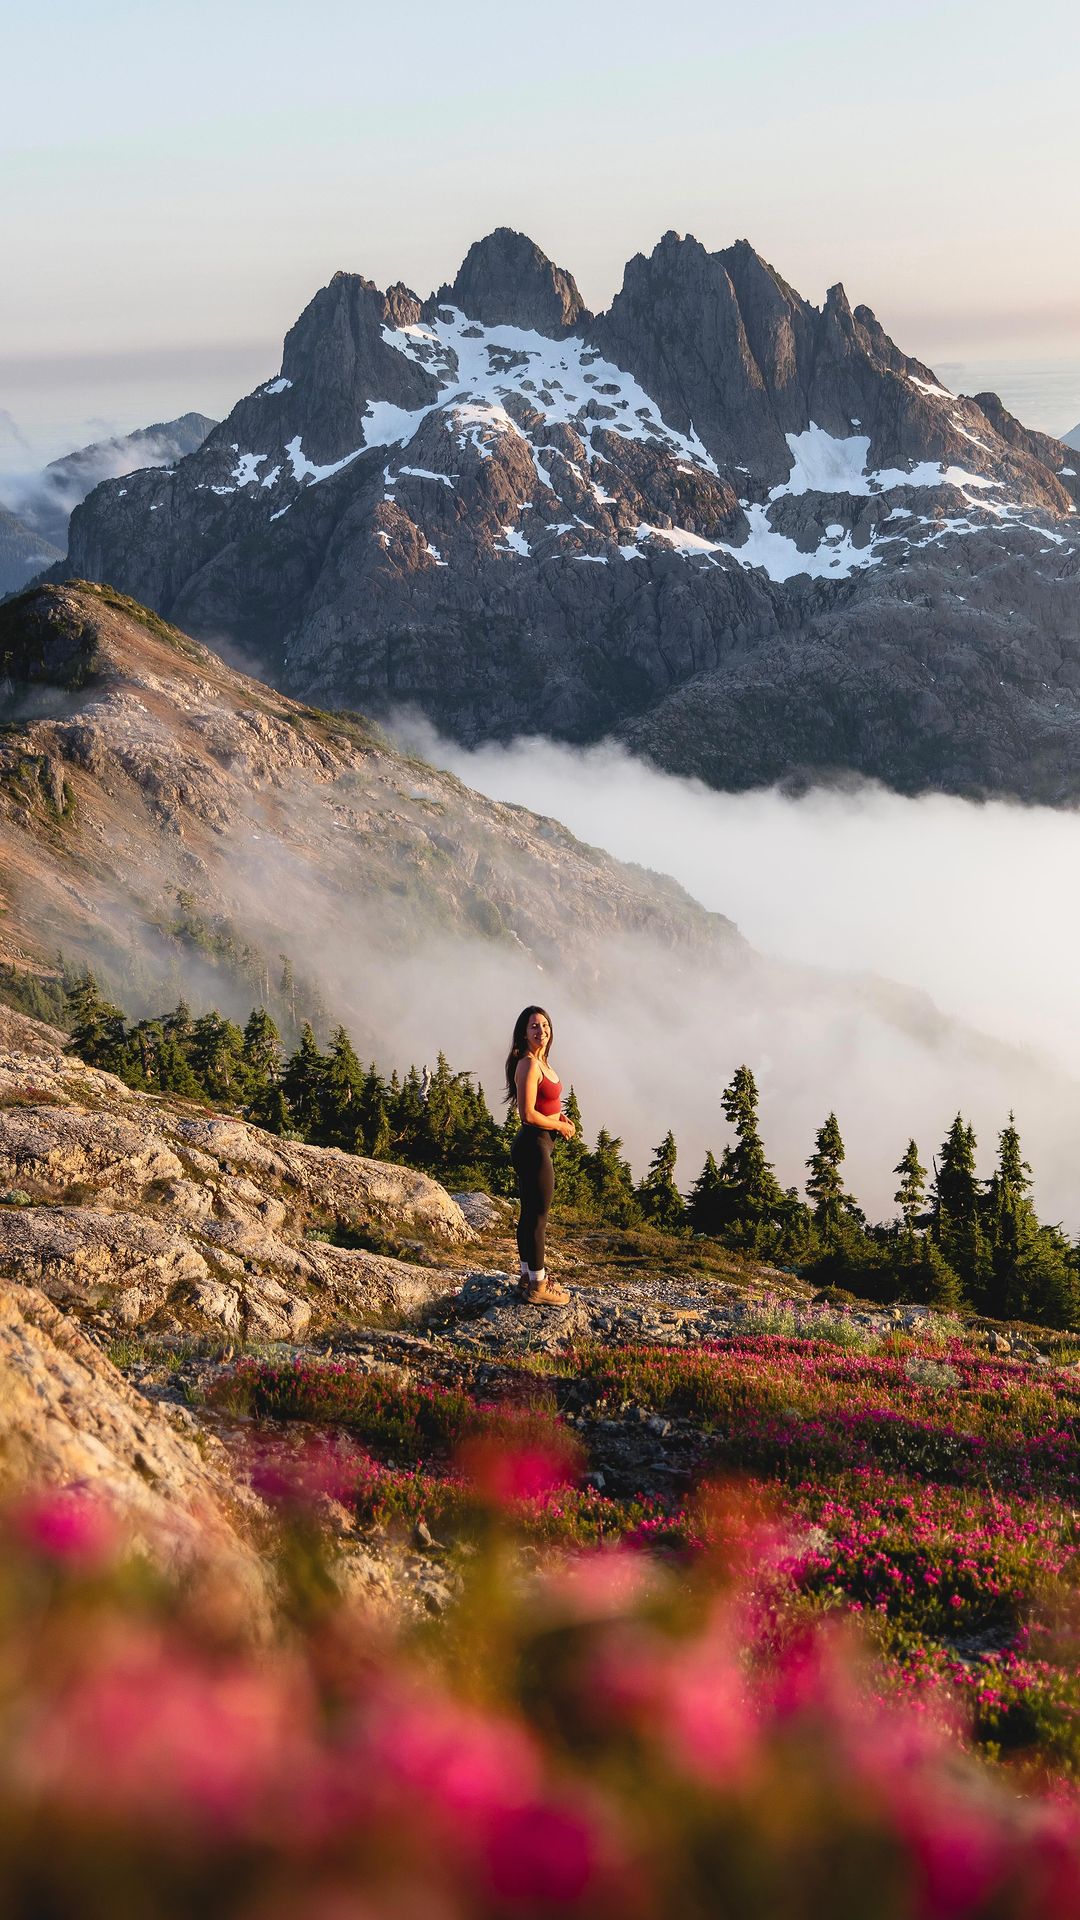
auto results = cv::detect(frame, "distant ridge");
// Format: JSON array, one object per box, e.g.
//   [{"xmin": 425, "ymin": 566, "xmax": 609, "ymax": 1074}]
[{"xmin": 7, "ymin": 413, "xmax": 216, "ymax": 559}]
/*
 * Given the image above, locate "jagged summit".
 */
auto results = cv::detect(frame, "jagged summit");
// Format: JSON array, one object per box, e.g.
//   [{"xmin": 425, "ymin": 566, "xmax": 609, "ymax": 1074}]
[
  {"xmin": 435, "ymin": 227, "xmax": 589, "ymax": 335},
  {"xmin": 51, "ymin": 229, "xmax": 1080, "ymax": 802}
]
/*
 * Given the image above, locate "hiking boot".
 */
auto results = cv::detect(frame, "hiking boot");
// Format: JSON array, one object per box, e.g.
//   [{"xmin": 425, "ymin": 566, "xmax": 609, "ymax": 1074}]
[{"xmin": 516, "ymin": 1275, "xmax": 570, "ymax": 1307}]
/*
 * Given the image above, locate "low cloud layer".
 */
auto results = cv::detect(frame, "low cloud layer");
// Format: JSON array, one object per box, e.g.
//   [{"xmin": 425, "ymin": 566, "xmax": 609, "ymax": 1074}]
[
  {"xmin": 385, "ymin": 720, "xmax": 1080, "ymax": 1231},
  {"xmin": 18, "ymin": 675, "xmax": 1080, "ymax": 1234}
]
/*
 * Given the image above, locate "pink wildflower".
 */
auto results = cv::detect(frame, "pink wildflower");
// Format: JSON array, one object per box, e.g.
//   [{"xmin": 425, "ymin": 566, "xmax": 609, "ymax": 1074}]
[
  {"xmin": 10, "ymin": 1487, "xmax": 120, "ymax": 1569},
  {"xmin": 456, "ymin": 1428, "xmax": 581, "ymax": 1506},
  {"xmin": 483, "ymin": 1799, "xmax": 602, "ymax": 1904}
]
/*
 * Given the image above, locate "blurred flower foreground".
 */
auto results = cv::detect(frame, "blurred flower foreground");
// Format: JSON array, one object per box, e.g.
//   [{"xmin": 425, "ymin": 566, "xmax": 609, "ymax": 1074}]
[{"xmin": 2, "ymin": 1414, "xmax": 1079, "ymax": 1920}]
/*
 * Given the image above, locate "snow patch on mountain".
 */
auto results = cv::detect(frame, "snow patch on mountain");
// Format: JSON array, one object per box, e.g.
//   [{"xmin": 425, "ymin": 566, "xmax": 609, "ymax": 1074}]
[
  {"xmin": 380, "ymin": 308, "xmax": 719, "ymax": 478},
  {"xmin": 908, "ymin": 375, "xmax": 953, "ymax": 400},
  {"xmin": 772, "ymin": 426, "xmax": 872, "ymax": 498},
  {"xmin": 285, "ymin": 436, "xmax": 367, "ymax": 484},
  {"xmin": 724, "ymin": 507, "xmax": 879, "ymax": 583}
]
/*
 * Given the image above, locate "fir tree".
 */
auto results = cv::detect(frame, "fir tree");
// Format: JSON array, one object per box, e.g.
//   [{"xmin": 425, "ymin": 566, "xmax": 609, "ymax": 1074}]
[
  {"xmin": 162, "ymin": 999, "xmax": 194, "ymax": 1046},
  {"xmin": 156, "ymin": 1030, "xmax": 203, "ymax": 1099},
  {"xmin": 393, "ymin": 1066, "xmax": 427, "ymax": 1160},
  {"xmin": 320, "ymin": 1026, "xmax": 367, "ymax": 1149},
  {"xmin": 242, "ymin": 1009, "xmax": 283, "ymax": 1086},
  {"xmin": 981, "ymin": 1114, "xmax": 1078, "ymax": 1324},
  {"xmin": 806, "ymin": 1113, "xmax": 849, "ymax": 1235},
  {"xmin": 246, "ymin": 1083, "xmax": 297, "ymax": 1138},
  {"xmin": 894, "ymin": 1139, "xmax": 927, "ymax": 1233},
  {"xmin": 358, "ymin": 1064, "xmax": 392, "ymax": 1158},
  {"xmin": 714, "ymin": 1066, "xmax": 786, "ymax": 1237},
  {"xmin": 687, "ymin": 1150, "xmax": 724, "ymax": 1236},
  {"xmin": 553, "ymin": 1087, "xmax": 591, "ymax": 1209},
  {"xmin": 282, "ymin": 1024, "xmax": 326, "ymax": 1134},
  {"xmin": 190, "ymin": 1011, "xmax": 245, "ymax": 1101},
  {"xmin": 585, "ymin": 1130, "xmax": 641, "ymax": 1228},
  {"xmin": 637, "ymin": 1130, "xmax": 686, "ymax": 1232},
  {"xmin": 931, "ymin": 1115, "xmax": 987, "ymax": 1302},
  {"xmin": 278, "ymin": 955, "xmax": 298, "ymax": 1036},
  {"xmin": 66, "ymin": 972, "xmax": 128, "ymax": 1074}
]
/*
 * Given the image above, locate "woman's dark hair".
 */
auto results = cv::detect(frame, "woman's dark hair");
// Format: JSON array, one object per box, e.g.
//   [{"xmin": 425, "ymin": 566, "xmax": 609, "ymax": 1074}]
[{"xmin": 504, "ymin": 1005, "xmax": 553, "ymax": 1104}]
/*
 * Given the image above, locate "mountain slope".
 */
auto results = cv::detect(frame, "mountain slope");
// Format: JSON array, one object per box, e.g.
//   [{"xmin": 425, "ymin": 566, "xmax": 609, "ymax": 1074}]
[
  {"xmin": 60, "ymin": 230, "xmax": 1080, "ymax": 800},
  {"xmin": 9, "ymin": 413, "xmax": 216, "ymax": 554},
  {"xmin": 0, "ymin": 581, "xmax": 739, "ymax": 1006},
  {"xmin": 0, "ymin": 503, "xmax": 63, "ymax": 597},
  {"xmin": 3, "ymin": 582, "xmax": 1080, "ymax": 1223}
]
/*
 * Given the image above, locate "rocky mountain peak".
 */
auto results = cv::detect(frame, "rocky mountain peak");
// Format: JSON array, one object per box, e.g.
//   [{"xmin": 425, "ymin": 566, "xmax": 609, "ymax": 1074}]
[
  {"xmin": 49, "ymin": 231, "xmax": 1080, "ymax": 806},
  {"xmin": 435, "ymin": 227, "xmax": 590, "ymax": 334},
  {"xmin": 822, "ymin": 282, "xmax": 856, "ymax": 332},
  {"xmin": 383, "ymin": 281, "xmax": 423, "ymax": 328}
]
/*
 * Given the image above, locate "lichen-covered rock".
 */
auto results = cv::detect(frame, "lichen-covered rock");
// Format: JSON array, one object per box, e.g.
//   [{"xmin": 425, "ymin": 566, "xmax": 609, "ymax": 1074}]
[{"xmin": 0, "ymin": 1020, "xmax": 474, "ymax": 1339}]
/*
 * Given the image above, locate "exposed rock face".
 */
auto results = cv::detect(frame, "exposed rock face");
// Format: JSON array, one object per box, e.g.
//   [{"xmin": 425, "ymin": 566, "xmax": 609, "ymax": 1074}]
[
  {"xmin": 57, "ymin": 229, "xmax": 1080, "ymax": 800},
  {"xmin": 0, "ymin": 1023, "xmax": 473, "ymax": 1342},
  {"xmin": 0, "ymin": 1281, "xmax": 268, "ymax": 1599},
  {"xmin": 435, "ymin": 227, "xmax": 589, "ymax": 333}
]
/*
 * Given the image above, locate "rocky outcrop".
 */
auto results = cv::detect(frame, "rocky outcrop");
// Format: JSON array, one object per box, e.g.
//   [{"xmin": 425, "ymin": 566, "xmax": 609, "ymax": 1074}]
[
  {"xmin": 0, "ymin": 1281, "xmax": 269, "ymax": 1600},
  {"xmin": 54, "ymin": 228, "xmax": 1080, "ymax": 801},
  {"xmin": 0, "ymin": 1020, "xmax": 473, "ymax": 1341}
]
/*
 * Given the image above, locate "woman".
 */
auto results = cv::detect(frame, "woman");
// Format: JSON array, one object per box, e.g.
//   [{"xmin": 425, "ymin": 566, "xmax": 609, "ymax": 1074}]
[{"xmin": 505, "ymin": 1005, "xmax": 575, "ymax": 1306}]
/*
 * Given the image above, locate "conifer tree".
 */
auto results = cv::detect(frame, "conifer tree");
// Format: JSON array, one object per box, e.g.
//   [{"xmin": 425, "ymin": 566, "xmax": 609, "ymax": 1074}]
[
  {"xmin": 637, "ymin": 1130, "xmax": 686, "ymax": 1232},
  {"xmin": 894, "ymin": 1139, "xmax": 927, "ymax": 1233},
  {"xmin": 931, "ymin": 1115, "xmax": 987, "ymax": 1301},
  {"xmin": 156, "ymin": 1028, "xmax": 203, "ymax": 1099},
  {"xmin": 162, "ymin": 999, "xmax": 194, "ymax": 1045},
  {"xmin": 421, "ymin": 1053, "xmax": 460, "ymax": 1165},
  {"xmin": 806, "ymin": 1113, "xmax": 851, "ymax": 1242},
  {"xmin": 359, "ymin": 1064, "xmax": 392, "ymax": 1158},
  {"xmin": 282, "ymin": 1023, "xmax": 326, "ymax": 1134},
  {"xmin": 242, "ymin": 1009, "xmax": 283, "ymax": 1087},
  {"xmin": 981, "ymin": 1113, "xmax": 1073, "ymax": 1322},
  {"xmin": 190, "ymin": 1012, "xmax": 245, "ymax": 1101},
  {"xmin": 246, "ymin": 1083, "xmax": 297, "ymax": 1138},
  {"xmin": 394, "ymin": 1066, "xmax": 427, "ymax": 1161},
  {"xmin": 320, "ymin": 1026, "xmax": 367, "ymax": 1149},
  {"xmin": 66, "ymin": 972, "xmax": 128, "ymax": 1074},
  {"xmin": 585, "ymin": 1129, "xmax": 641, "ymax": 1228},
  {"xmin": 553, "ymin": 1087, "xmax": 591, "ymax": 1209},
  {"xmin": 715, "ymin": 1066, "xmax": 786, "ymax": 1236},
  {"xmin": 687, "ymin": 1149, "xmax": 724, "ymax": 1235}
]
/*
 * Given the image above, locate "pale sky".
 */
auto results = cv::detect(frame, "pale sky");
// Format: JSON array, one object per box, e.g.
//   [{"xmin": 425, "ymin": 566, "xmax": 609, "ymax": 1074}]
[{"xmin": 3, "ymin": 0, "xmax": 1079, "ymax": 459}]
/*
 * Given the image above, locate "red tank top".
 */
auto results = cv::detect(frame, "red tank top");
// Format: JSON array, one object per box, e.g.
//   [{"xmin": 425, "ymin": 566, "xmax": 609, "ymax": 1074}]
[{"xmin": 534, "ymin": 1070, "xmax": 562, "ymax": 1118}]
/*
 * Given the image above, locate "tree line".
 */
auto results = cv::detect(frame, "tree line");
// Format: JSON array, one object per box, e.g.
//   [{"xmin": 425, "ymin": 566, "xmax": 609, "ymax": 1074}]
[{"xmin": 3, "ymin": 965, "xmax": 1077, "ymax": 1329}]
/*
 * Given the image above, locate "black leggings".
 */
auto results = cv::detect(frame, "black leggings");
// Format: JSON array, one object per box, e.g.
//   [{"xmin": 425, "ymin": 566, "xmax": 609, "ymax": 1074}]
[{"xmin": 511, "ymin": 1125, "xmax": 554, "ymax": 1272}]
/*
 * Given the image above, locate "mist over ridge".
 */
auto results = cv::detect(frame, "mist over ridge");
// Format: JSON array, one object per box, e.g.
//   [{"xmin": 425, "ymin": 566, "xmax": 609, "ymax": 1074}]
[
  {"xmin": 390, "ymin": 717, "xmax": 1080, "ymax": 1231},
  {"xmin": 3, "ymin": 581, "xmax": 1079, "ymax": 1237}
]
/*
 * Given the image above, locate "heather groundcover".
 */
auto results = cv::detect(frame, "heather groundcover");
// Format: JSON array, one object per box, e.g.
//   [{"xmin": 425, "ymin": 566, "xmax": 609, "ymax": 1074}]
[
  {"xmin": 4, "ymin": 1324, "xmax": 1080, "ymax": 1919},
  {"xmin": 204, "ymin": 1328, "xmax": 1080, "ymax": 1785}
]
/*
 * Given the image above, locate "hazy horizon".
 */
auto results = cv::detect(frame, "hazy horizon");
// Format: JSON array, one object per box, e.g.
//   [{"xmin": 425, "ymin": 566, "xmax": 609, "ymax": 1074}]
[
  {"xmin": 3, "ymin": 0, "xmax": 1078, "ymax": 471},
  {"xmin": 2, "ymin": 334, "xmax": 1078, "ymax": 486}
]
